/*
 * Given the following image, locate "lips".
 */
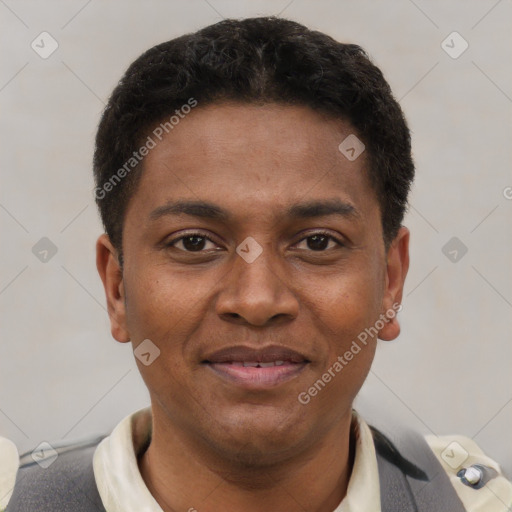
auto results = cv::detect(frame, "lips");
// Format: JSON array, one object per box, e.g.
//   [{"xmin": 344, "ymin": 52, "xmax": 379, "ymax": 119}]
[
  {"xmin": 203, "ymin": 345, "xmax": 309, "ymax": 364},
  {"xmin": 202, "ymin": 345, "xmax": 310, "ymax": 388}
]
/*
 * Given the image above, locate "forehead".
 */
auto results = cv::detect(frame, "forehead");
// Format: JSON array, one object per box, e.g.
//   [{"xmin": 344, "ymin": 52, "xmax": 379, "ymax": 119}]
[{"xmin": 126, "ymin": 102, "xmax": 376, "ymax": 226}]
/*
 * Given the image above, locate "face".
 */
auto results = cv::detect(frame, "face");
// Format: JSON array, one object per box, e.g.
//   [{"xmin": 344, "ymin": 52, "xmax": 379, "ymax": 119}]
[{"xmin": 97, "ymin": 102, "xmax": 409, "ymax": 465}]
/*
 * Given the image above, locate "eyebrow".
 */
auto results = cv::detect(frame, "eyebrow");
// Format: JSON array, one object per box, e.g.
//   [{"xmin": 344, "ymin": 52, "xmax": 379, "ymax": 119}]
[{"xmin": 149, "ymin": 198, "xmax": 359, "ymax": 222}]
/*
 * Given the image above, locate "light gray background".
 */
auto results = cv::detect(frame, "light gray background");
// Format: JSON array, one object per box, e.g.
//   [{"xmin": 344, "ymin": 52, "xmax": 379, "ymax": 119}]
[{"xmin": 1, "ymin": 0, "xmax": 511, "ymax": 478}]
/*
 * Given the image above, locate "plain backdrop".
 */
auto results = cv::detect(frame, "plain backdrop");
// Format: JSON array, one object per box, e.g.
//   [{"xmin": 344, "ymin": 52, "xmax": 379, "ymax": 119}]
[{"xmin": 1, "ymin": 0, "xmax": 511, "ymax": 478}]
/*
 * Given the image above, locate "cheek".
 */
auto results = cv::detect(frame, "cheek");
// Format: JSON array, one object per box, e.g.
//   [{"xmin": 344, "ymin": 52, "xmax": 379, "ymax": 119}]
[
  {"xmin": 123, "ymin": 264, "xmax": 198, "ymax": 340},
  {"xmin": 313, "ymin": 267, "xmax": 383, "ymax": 344},
  {"xmin": 302, "ymin": 263, "xmax": 383, "ymax": 404},
  {"xmin": 122, "ymin": 264, "xmax": 214, "ymax": 394},
  {"xmin": 124, "ymin": 269, "xmax": 201, "ymax": 406}
]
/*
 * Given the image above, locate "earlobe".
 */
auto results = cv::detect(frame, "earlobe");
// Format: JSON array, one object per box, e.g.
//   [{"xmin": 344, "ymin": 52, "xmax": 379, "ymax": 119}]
[
  {"xmin": 378, "ymin": 227, "xmax": 410, "ymax": 342},
  {"xmin": 96, "ymin": 234, "xmax": 131, "ymax": 343}
]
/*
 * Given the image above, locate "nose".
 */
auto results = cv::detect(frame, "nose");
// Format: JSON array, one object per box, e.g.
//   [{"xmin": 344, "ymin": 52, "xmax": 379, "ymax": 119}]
[{"xmin": 215, "ymin": 243, "xmax": 299, "ymax": 327}]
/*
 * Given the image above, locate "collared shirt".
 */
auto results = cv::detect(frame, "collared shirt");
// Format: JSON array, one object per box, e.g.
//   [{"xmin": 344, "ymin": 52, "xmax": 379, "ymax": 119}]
[
  {"xmin": 1, "ymin": 407, "xmax": 512, "ymax": 511},
  {"xmin": 92, "ymin": 407, "xmax": 381, "ymax": 512},
  {"xmin": 0, "ymin": 437, "xmax": 18, "ymax": 512}
]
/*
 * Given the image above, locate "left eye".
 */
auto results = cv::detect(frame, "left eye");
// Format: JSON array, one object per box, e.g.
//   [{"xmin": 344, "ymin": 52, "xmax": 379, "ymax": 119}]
[{"xmin": 295, "ymin": 233, "xmax": 343, "ymax": 251}]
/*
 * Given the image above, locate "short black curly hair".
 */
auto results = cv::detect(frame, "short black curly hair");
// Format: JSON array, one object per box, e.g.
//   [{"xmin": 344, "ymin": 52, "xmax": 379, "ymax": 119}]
[{"xmin": 93, "ymin": 16, "xmax": 414, "ymax": 260}]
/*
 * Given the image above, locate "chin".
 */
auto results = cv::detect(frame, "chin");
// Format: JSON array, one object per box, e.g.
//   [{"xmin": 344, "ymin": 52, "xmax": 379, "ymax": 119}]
[
  {"xmin": 201, "ymin": 406, "xmax": 311, "ymax": 466},
  {"xmin": 209, "ymin": 433, "xmax": 303, "ymax": 470}
]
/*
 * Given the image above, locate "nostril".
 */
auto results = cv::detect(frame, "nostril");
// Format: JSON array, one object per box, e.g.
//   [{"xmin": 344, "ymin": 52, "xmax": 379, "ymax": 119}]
[{"xmin": 221, "ymin": 313, "xmax": 242, "ymax": 320}]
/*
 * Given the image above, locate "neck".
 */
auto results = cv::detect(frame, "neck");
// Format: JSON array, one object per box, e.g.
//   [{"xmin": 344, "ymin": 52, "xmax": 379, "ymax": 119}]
[{"xmin": 138, "ymin": 407, "xmax": 355, "ymax": 512}]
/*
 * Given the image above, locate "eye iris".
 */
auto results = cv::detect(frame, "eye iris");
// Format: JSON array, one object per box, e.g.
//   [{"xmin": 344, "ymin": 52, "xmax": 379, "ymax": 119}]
[
  {"xmin": 183, "ymin": 235, "xmax": 206, "ymax": 251},
  {"xmin": 307, "ymin": 235, "xmax": 329, "ymax": 251}
]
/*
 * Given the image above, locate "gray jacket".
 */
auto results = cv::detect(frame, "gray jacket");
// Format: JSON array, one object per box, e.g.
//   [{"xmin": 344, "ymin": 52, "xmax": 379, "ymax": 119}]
[{"xmin": 6, "ymin": 426, "xmax": 481, "ymax": 511}]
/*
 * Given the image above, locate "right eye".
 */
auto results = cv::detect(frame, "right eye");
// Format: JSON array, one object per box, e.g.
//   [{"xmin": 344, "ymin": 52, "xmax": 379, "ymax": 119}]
[{"xmin": 166, "ymin": 232, "xmax": 220, "ymax": 252}]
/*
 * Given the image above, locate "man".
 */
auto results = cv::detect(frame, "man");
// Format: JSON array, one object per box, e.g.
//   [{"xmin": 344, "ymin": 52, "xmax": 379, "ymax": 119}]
[{"xmin": 1, "ymin": 16, "xmax": 511, "ymax": 512}]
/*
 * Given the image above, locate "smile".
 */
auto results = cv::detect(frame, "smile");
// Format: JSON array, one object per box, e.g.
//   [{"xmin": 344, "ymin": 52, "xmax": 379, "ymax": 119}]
[{"xmin": 202, "ymin": 345, "xmax": 310, "ymax": 388}]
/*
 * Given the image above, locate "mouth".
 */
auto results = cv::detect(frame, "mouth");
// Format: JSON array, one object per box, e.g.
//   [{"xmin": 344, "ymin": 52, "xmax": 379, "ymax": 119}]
[{"xmin": 202, "ymin": 345, "xmax": 310, "ymax": 389}]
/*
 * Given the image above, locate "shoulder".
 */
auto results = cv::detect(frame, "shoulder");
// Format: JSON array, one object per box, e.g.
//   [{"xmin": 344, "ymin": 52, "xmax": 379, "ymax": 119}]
[
  {"xmin": 0, "ymin": 436, "xmax": 19, "ymax": 511},
  {"xmin": 364, "ymin": 415, "xmax": 512, "ymax": 512},
  {"xmin": 425, "ymin": 434, "xmax": 512, "ymax": 511},
  {"xmin": 2, "ymin": 435, "xmax": 107, "ymax": 512}
]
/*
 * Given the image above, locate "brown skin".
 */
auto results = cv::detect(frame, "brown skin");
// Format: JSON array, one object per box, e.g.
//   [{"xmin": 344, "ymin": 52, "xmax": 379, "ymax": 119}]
[{"xmin": 96, "ymin": 102, "xmax": 409, "ymax": 512}]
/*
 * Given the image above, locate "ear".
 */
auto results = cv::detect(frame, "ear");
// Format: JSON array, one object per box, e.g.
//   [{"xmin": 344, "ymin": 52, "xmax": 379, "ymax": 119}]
[
  {"xmin": 96, "ymin": 234, "xmax": 130, "ymax": 343},
  {"xmin": 378, "ymin": 227, "xmax": 410, "ymax": 341}
]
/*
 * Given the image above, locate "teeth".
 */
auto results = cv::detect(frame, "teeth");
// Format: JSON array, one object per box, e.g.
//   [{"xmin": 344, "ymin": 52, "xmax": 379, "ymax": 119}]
[
  {"xmin": 239, "ymin": 361, "xmax": 282, "ymax": 367},
  {"xmin": 225, "ymin": 361, "xmax": 289, "ymax": 367}
]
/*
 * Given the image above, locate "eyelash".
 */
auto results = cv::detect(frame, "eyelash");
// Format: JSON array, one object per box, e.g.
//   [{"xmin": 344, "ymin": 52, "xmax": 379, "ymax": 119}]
[{"xmin": 166, "ymin": 230, "xmax": 345, "ymax": 252}]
